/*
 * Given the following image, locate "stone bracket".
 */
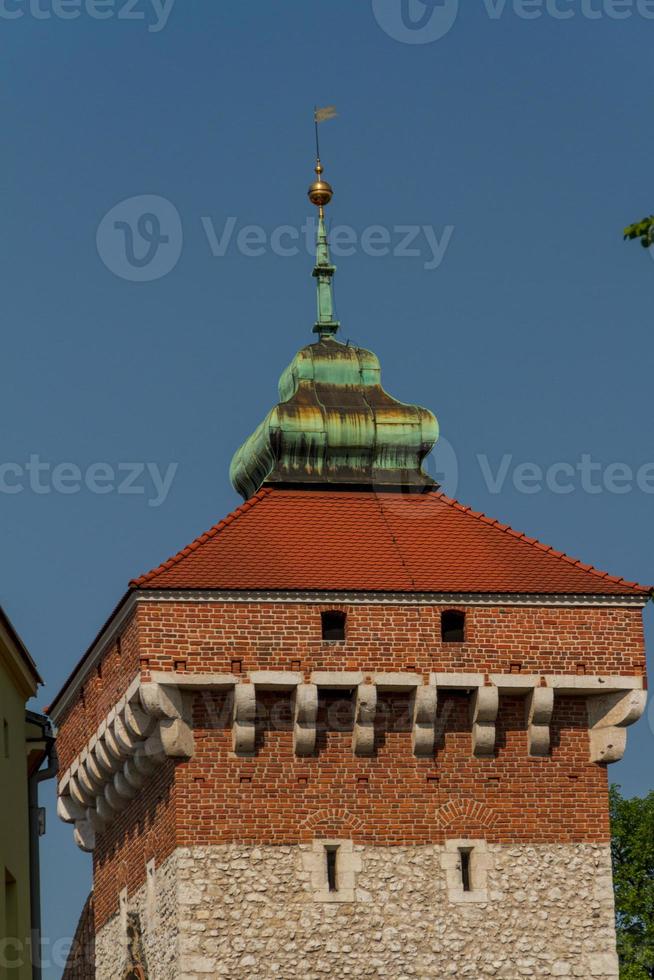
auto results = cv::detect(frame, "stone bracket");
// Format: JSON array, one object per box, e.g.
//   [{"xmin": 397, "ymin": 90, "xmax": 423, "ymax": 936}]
[
  {"xmin": 293, "ymin": 683, "xmax": 318, "ymax": 757},
  {"xmin": 232, "ymin": 683, "xmax": 256, "ymax": 756},
  {"xmin": 352, "ymin": 683, "xmax": 377, "ymax": 757},
  {"xmin": 435, "ymin": 671, "xmax": 645, "ymax": 765},
  {"xmin": 526, "ymin": 687, "xmax": 555, "ymax": 757},
  {"xmin": 57, "ymin": 669, "xmax": 647, "ymax": 852},
  {"xmin": 471, "ymin": 686, "xmax": 499, "ymax": 758},
  {"xmin": 411, "ymin": 685, "xmax": 438, "ymax": 758},
  {"xmin": 57, "ymin": 675, "xmax": 194, "ymax": 852},
  {"xmin": 587, "ymin": 689, "xmax": 648, "ymax": 764}
]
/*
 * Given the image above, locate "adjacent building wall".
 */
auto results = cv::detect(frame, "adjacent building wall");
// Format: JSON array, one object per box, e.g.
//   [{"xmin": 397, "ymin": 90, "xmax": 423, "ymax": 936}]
[{"xmin": 0, "ymin": 658, "xmax": 35, "ymax": 980}]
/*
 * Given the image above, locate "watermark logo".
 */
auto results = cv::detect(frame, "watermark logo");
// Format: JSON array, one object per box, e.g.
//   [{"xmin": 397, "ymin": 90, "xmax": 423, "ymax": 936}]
[
  {"xmin": 197, "ymin": 688, "xmax": 456, "ymax": 738},
  {"xmin": 478, "ymin": 453, "xmax": 654, "ymax": 496},
  {"xmin": 96, "ymin": 195, "xmax": 183, "ymax": 282},
  {"xmin": 373, "ymin": 0, "xmax": 654, "ymax": 44},
  {"xmin": 97, "ymin": 198, "xmax": 454, "ymax": 282},
  {"xmin": 0, "ymin": 0, "xmax": 176, "ymax": 31},
  {"xmin": 432, "ymin": 436, "xmax": 459, "ymax": 497},
  {"xmin": 0, "ymin": 456, "xmax": 178, "ymax": 507},
  {"xmin": 375, "ymin": 442, "xmax": 654, "ymax": 520},
  {"xmin": 372, "ymin": 0, "xmax": 460, "ymax": 43},
  {"xmin": 201, "ymin": 216, "xmax": 454, "ymax": 270},
  {"xmin": 372, "ymin": 435, "xmax": 459, "ymax": 520}
]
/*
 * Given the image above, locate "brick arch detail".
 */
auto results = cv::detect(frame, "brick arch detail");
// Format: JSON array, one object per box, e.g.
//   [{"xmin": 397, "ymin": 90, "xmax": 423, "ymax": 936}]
[
  {"xmin": 301, "ymin": 808, "xmax": 364, "ymax": 839},
  {"xmin": 434, "ymin": 798, "xmax": 498, "ymax": 830}
]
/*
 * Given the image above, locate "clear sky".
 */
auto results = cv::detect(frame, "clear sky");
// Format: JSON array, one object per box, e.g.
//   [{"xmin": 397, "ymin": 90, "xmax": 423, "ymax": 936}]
[{"xmin": 3, "ymin": 1, "xmax": 653, "ymax": 974}]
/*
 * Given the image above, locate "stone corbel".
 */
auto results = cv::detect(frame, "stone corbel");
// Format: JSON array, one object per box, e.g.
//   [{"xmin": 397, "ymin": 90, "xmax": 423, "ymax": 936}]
[
  {"xmin": 57, "ymin": 677, "xmax": 195, "ymax": 851},
  {"xmin": 232, "ymin": 682, "xmax": 256, "ymax": 756},
  {"xmin": 471, "ymin": 685, "xmax": 499, "ymax": 758},
  {"xmin": 73, "ymin": 818, "xmax": 96, "ymax": 854},
  {"xmin": 411, "ymin": 685, "xmax": 438, "ymax": 758},
  {"xmin": 352, "ymin": 683, "xmax": 377, "ymax": 757},
  {"xmin": 293, "ymin": 683, "xmax": 318, "ymax": 757},
  {"xmin": 587, "ymin": 689, "xmax": 647, "ymax": 764},
  {"xmin": 56, "ymin": 785, "xmax": 85, "ymax": 824},
  {"xmin": 526, "ymin": 687, "xmax": 555, "ymax": 757}
]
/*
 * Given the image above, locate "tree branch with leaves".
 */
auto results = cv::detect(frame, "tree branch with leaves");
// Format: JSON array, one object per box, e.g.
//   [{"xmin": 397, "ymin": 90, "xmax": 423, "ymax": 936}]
[
  {"xmin": 624, "ymin": 217, "xmax": 654, "ymax": 249},
  {"xmin": 610, "ymin": 785, "xmax": 654, "ymax": 978}
]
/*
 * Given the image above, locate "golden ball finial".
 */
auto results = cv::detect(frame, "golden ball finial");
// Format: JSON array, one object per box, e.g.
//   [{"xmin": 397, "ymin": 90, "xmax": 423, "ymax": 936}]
[{"xmin": 308, "ymin": 159, "xmax": 333, "ymax": 209}]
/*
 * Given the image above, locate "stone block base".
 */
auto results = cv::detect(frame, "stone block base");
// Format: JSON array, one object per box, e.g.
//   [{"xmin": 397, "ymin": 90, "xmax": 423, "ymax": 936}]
[{"xmin": 95, "ymin": 843, "xmax": 619, "ymax": 980}]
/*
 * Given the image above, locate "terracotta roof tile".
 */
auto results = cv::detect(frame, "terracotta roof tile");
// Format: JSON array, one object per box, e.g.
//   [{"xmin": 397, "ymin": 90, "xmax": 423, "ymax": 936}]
[{"xmin": 130, "ymin": 489, "xmax": 651, "ymax": 597}]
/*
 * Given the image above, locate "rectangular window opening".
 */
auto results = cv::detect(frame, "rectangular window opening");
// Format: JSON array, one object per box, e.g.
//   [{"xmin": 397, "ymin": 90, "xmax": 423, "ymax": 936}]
[
  {"xmin": 321, "ymin": 611, "xmax": 346, "ymax": 642},
  {"xmin": 459, "ymin": 848, "xmax": 473, "ymax": 892},
  {"xmin": 326, "ymin": 846, "xmax": 339, "ymax": 892},
  {"xmin": 441, "ymin": 610, "xmax": 465, "ymax": 644}
]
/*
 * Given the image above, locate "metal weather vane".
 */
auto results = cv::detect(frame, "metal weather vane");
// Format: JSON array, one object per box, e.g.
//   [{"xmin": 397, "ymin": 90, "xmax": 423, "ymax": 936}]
[{"xmin": 314, "ymin": 104, "xmax": 338, "ymax": 162}]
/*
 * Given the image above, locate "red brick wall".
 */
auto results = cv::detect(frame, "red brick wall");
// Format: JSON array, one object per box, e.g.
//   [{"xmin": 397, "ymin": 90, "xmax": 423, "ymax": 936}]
[
  {"xmin": 136, "ymin": 600, "xmax": 646, "ymax": 678},
  {"xmin": 58, "ymin": 597, "xmax": 646, "ymax": 929},
  {"xmin": 62, "ymin": 893, "xmax": 95, "ymax": 979},
  {"xmin": 175, "ymin": 688, "xmax": 608, "ymax": 847},
  {"xmin": 56, "ymin": 610, "xmax": 141, "ymax": 772},
  {"xmin": 93, "ymin": 761, "xmax": 176, "ymax": 928}
]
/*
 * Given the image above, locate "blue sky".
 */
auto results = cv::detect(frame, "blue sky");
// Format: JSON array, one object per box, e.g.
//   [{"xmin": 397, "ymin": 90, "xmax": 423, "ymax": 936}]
[{"xmin": 2, "ymin": 1, "xmax": 653, "ymax": 974}]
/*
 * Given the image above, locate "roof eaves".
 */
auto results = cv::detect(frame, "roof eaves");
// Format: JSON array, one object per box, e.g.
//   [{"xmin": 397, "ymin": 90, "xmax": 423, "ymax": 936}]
[
  {"xmin": 436, "ymin": 492, "xmax": 652, "ymax": 595},
  {"xmin": 0, "ymin": 606, "xmax": 43, "ymax": 686},
  {"xmin": 130, "ymin": 488, "xmax": 272, "ymax": 588},
  {"xmin": 46, "ymin": 589, "xmax": 134, "ymax": 719}
]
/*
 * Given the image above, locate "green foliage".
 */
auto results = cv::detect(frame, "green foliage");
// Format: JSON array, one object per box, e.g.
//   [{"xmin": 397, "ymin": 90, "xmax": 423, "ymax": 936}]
[
  {"xmin": 610, "ymin": 785, "xmax": 654, "ymax": 978},
  {"xmin": 624, "ymin": 217, "xmax": 654, "ymax": 249}
]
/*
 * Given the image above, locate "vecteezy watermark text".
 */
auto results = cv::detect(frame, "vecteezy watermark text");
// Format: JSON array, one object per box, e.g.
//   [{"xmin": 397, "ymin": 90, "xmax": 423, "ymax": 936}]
[
  {"xmin": 0, "ymin": 0, "xmax": 175, "ymax": 30},
  {"xmin": 97, "ymin": 194, "xmax": 454, "ymax": 282},
  {"xmin": 201, "ymin": 216, "xmax": 453, "ymax": 270},
  {"xmin": 0, "ymin": 936, "xmax": 76, "ymax": 971},
  {"xmin": 395, "ymin": 439, "xmax": 654, "ymax": 503},
  {"xmin": 372, "ymin": 0, "xmax": 654, "ymax": 44},
  {"xmin": 0, "ymin": 456, "xmax": 178, "ymax": 507},
  {"xmin": 478, "ymin": 453, "xmax": 654, "ymax": 496}
]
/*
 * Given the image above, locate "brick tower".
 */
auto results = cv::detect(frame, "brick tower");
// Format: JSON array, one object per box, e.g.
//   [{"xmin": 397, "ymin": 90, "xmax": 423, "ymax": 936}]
[{"xmin": 52, "ymin": 149, "xmax": 650, "ymax": 980}]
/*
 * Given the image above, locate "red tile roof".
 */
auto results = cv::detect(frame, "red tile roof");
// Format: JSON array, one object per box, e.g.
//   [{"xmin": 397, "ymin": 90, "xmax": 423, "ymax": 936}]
[{"xmin": 130, "ymin": 489, "xmax": 650, "ymax": 597}]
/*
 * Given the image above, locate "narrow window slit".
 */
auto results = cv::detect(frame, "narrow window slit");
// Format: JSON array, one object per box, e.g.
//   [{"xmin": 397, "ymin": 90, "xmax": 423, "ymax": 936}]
[
  {"xmin": 459, "ymin": 848, "xmax": 472, "ymax": 892},
  {"xmin": 326, "ymin": 847, "xmax": 338, "ymax": 892}
]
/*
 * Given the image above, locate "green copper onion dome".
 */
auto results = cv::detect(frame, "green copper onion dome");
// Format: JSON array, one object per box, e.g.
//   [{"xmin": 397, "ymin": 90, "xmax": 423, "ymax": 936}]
[{"xmin": 229, "ymin": 157, "xmax": 438, "ymax": 501}]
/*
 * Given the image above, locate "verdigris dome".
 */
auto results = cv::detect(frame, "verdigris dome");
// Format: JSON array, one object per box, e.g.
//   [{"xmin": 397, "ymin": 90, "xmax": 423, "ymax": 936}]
[
  {"xmin": 230, "ymin": 337, "xmax": 438, "ymax": 499},
  {"xmin": 229, "ymin": 157, "xmax": 438, "ymax": 500}
]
